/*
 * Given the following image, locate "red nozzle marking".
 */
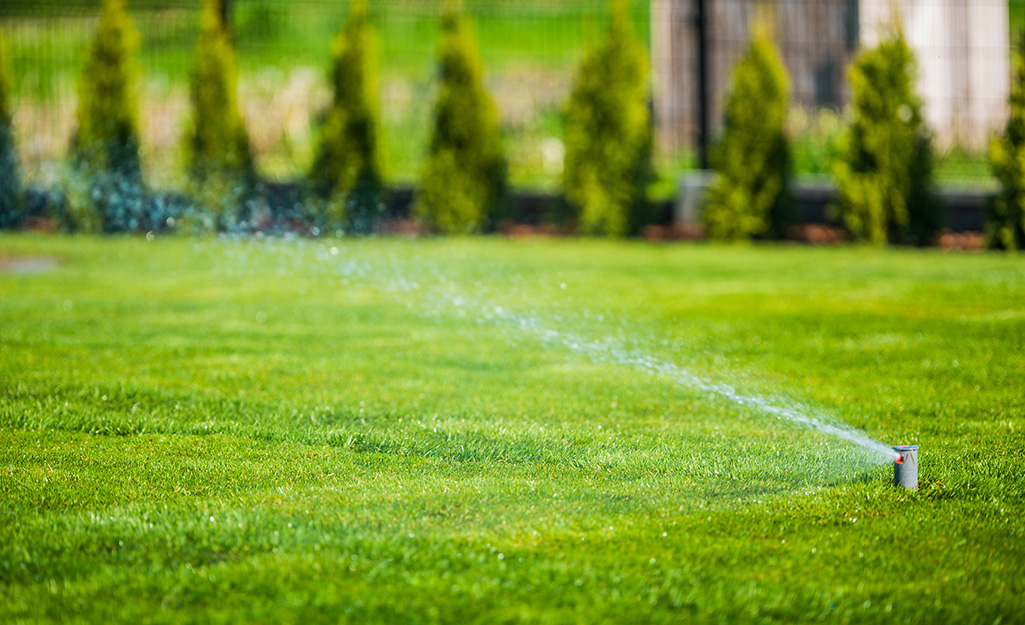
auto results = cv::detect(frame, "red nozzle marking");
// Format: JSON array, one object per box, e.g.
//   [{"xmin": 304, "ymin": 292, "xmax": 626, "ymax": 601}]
[{"xmin": 895, "ymin": 454, "xmax": 905, "ymax": 464}]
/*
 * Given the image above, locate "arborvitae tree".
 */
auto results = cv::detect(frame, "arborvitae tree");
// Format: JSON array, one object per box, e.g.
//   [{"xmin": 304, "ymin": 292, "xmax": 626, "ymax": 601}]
[
  {"xmin": 703, "ymin": 23, "xmax": 792, "ymax": 241},
  {"xmin": 988, "ymin": 33, "xmax": 1025, "ymax": 251},
  {"xmin": 0, "ymin": 25, "xmax": 23, "ymax": 229},
  {"xmin": 308, "ymin": 0, "xmax": 384, "ymax": 234},
  {"xmin": 183, "ymin": 0, "xmax": 257, "ymax": 231},
  {"xmin": 414, "ymin": 4, "xmax": 506, "ymax": 235},
  {"xmin": 67, "ymin": 0, "xmax": 146, "ymax": 232},
  {"xmin": 833, "ymin": 23, "xmax": 939, "ymax": 245},
  {"xmin": 563, "ymin": 0, "xmax": 653, "ymax": 237}
]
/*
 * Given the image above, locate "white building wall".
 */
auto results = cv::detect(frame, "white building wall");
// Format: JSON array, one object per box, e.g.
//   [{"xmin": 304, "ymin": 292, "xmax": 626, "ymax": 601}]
[{"xmin": 859, "ymin": 0, "xmax": 1009, "ymax": 148}]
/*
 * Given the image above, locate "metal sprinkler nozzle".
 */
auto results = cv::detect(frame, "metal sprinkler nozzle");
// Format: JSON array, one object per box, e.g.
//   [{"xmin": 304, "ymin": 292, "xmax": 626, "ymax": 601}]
[{"xmin": 893, "ymin": 445, "xmax": 919, "ymax": 489}]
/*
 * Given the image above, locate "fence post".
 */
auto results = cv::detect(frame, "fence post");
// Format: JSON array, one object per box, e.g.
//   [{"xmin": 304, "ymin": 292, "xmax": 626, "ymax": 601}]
[
  {"xmin": 219, "ymin": 0, "xmax": 232, "ymax": 31},
  {"xmin": 695, "ymin": 0, "xmax": 709, "ymax": 170}
]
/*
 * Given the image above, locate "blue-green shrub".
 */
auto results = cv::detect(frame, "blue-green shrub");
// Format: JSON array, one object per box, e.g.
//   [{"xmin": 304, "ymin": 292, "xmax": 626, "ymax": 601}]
[
  {"xmin": 415, "ymin": 5, "xmax": 506, "ymax": 235},
  {"xmin": 182, "ymin": 0, "xmax": 258, "ymax": 232},
  {"xmin": 833, "ymin": 23, "xmax": 939, "ymax": 245},
  {"xmin": 308, "ymin": 0, "xmax": 384, "ymax": 234},
  {"xmin": 66, "ymin": 0, "xmax": 146, "ymax": 233},
  {"xmin": 988, "ymin": 33, "xmax": 1025, "ymax": 251},
  {"xmin": 562, "ymin": 0, "xmax": 653, "ymax": 237},
  {"xmin": 703, "ymin": 25, "xmax": 792, "ymax": 241},
  {"xmin": 0, "ymin": 25, "xmax": 22, "ymax": 229}
]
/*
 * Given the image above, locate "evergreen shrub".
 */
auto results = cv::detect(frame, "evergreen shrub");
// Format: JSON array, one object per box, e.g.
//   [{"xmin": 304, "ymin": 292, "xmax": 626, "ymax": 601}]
[
  {"xmin": 308, "ymin": 0, "xmax": 384, "ymax": 234},
  {"xmin": 0, "ymin": 26, "xmax": 22, "ymax": 229},
  {"xmin": 183, "ymin": 0, "xmax": 257, "ymax": 232},
  {"xmin": 66, "ymin": 0, "xmax": 146, "ymax": 233},
  {"xmin": 562, "ymin": 0, "xmax": 653, "ymax": 238},
  {"xmin": 414, "ymin": 5, "xmax": 506, "ymax": 235},
  {"xmin": 988, "ymin": 33, "xmax": 1025, "ymax": 251},
  {"xmin": 703, "ymin": 24, "xmax": 791, "ymax": 241},
  {"xmin": 833, "ymin": 23, "xmax": 939, "ymax": 245}
]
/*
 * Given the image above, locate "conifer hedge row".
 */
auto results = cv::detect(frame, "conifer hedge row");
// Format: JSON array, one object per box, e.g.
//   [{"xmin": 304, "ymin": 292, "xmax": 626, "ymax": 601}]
[
  {"xmin": 0, "ymin": 25, "xmax": 22, "ymax": 230},
  {"xmin": 832, "ymin": 24, "xmax": 940, "ymax": 246},
  {"xmin": 563, "ymin": 0, "xmax": 653, "ymax": 238},
  {"xmin": 703, "ymin": 21, "xmax": 791, "ymax": 242},
  {"xmin": 307, "ymin": 0, "xmax": 383, "ymax": 234},
  {"xmin": 414, "ymin": 4, "xmax": 506, "ymax": 235},
  {"xmin": 65, "ymin": 0, "xmax": 146, "ymax": 233},
  {"xmin": 989, "ymin": 34, "xmax": 1025, "ymax": 251},
  {"xmin": 707, "ymin": 20, "xmax": 941, "ymax": 246},
  {"xmin": 182, "ymin": 0, "xmax": 258, "ymax": 233},
  {"xmin": 0, "ymin": 1, "xmax": 1020, "ymax": 248}
]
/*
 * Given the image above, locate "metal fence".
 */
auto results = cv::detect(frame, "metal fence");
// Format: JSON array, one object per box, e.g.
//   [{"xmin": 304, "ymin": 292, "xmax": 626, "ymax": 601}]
[
  {"xmin": 3, "ymin": 0, "xmax": 645, "ymax": 190},
  {"xmin": 1, "ymin": 0, "xmax": 1012, "ymax": 193},
  {"xmin": 652, "ymin": 0, "xmax": 1010, "ymax": 185}
]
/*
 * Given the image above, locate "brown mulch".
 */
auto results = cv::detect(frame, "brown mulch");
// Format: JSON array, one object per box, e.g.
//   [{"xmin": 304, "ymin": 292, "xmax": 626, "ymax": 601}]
[
  {"xmin": 936, "ymin": 229, "xmax": 985, "ymax": 251},
  {"xmin": 786, "ymin": 223, "xmax": 849, "ymax": 245},
  {"xmin": 0, "ymin": 256, "xmax": 60, "ymax": 274}
]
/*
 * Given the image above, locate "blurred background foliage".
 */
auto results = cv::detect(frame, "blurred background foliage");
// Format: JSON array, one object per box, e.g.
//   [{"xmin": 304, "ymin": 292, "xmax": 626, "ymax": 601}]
[
  {"xmin": 0, "ymin": 26, "xmax": 22, "ymax": 229},
  {"xmin": 181, "ymin": 0, "xmax": 258, "ymax": 230},
  {"xmin": 562, "ymin": 0, "xmax": 653, "ymax": 237},
  {"xmin": 0, "ymin": 0, "xmax": 1022, "ymax": 240},
  {"xmin": 415, "ymin": 5, "xmax": 506, "ymax": 235},
  {"xmin": 0, "ymin": 0, "xmax": 651, "ymax": 193},
  {"xmin": 703, "ymin": 22, "xmax": 791, "ymax": 242},
  {"xmin": 64, "ymin": 0, "xmax": 147, "ymax": 233},
  {"xmin": 4, "ymin": 1, "xmax": 1007, "ymax": 196},
  {"xmin": 989, "ymin": 31, "xmax": 1025, "ymax": 250},
  {"xmin": 832, "ymin": 23, "xmax": 940, "ymax": 246},
  {"xmin": 306, "ymin": 0, "xmax": 384, "ymax": 234}
]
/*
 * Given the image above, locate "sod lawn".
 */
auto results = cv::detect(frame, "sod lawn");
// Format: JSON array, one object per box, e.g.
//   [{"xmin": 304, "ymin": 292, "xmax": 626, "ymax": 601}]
[{"xmin": 1, "ymin": 234, "xmax": 1022, "ymax": 623}]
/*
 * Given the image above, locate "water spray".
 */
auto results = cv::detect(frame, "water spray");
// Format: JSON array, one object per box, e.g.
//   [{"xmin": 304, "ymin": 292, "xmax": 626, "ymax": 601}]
[
  {"xmin": 893, "ymin": 445, "xmax": 919, "ymax": 489},
  {"xmin": 311, "ymin": 243, "xmax": 902, "ymax": 469}
]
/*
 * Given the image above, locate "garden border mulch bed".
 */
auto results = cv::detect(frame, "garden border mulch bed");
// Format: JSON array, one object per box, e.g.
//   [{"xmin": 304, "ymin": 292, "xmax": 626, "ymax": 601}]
[{"xmin": 8, "ymin": 178, "xmax": 992, "ymax": 250}]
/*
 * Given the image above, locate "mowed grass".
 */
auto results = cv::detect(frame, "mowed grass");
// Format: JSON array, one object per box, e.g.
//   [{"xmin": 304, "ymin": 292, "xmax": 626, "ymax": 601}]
[{"xmin": 0, "ymin": 234, "xmax": 1023, "ymax": 623}]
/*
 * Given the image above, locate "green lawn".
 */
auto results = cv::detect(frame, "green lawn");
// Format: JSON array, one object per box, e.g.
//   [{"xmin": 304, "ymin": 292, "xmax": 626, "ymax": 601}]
[{"xmin": 1, "ymin": 234, "xmax": 1023, "ymax": 623}]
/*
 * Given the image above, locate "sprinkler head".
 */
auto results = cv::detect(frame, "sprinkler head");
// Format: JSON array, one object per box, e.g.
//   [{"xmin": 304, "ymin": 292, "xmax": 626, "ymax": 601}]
[{"xmin": 893, "ymin": 445, "xmax": 919, "ymax": 489}]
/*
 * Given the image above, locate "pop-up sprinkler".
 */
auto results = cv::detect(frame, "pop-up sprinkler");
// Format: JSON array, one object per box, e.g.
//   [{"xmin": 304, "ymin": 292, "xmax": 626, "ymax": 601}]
[{"xmin": 893, "ymin": 445, "xmax": 919, "ymax": 489}]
